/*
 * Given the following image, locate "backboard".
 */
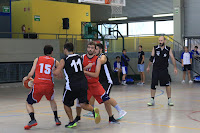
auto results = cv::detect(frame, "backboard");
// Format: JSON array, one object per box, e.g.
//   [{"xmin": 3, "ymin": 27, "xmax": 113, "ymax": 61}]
[
  {"xmin": 78, "ymin": 0, "xmax": 126, "ymax": 6},
  {"xmin": 98, "ymin": 23, "xmax": 118, "ymax": 40},
  {"xmin": 81, "ymin": 22, "xmax": 98, "ymax": 39}
]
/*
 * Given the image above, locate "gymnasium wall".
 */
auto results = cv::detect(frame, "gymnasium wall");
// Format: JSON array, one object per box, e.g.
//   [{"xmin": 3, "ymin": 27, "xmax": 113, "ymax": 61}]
[
  {"xmin": 11, "ymin": 0, "xmax": 90, "ymax": 39},
  {"xmin": 0, "ymin": 39, "xmax": 60, "ymax": 62},
  {"xmin": 184, "ymin": 0, "xmax": 200, "ymax": 37},
  {"xmin": 11, "ymin": 0, "xmax": 33, "ymax": 38},
  {"xmin": 0, "ymin": 15, "xmax": 11, "ymax": 38}
]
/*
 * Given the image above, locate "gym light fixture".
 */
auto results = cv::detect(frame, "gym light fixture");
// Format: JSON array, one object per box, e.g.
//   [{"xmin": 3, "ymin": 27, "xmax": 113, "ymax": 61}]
[
  {"xmin": 153, "ymin": 13, "xmax": 174, "ymax": 17},
  {"xmin": 108, "ymin": 17, "xmax": 128, "ymax": 21}
]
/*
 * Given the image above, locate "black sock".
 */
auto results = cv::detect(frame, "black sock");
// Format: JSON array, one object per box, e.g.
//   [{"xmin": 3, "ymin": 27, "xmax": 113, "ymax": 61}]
[
  {"xmin": 76, "ymin": 116, "xmax": 81, "ymax": 120},
  {"xmin": 29, "ymin": 112, "xmax": 35, "ymax": 121},
  {"xmin": 168, "ymin": 97, "xmax": 171, "ymax": 99},
  {"xmin": 92, "ymin": 110, "xmax": 95, "ymax": 118},
  {"xmin": 151, "ymin": 97, "xmax": 154, "ymax": 99},
  {"xmin": 53, "ymin": 111, "xmax": 58, "ymax": 118},
  {"xmin": 109, "ymin": 115, "xmax": 114, "ymax": 121}
]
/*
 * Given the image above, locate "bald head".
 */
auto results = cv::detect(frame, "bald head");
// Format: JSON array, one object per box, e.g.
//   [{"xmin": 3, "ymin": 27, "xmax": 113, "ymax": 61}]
[{"xmin": 159, "ymin": 36, "xmax": 166, "ymax": 47}]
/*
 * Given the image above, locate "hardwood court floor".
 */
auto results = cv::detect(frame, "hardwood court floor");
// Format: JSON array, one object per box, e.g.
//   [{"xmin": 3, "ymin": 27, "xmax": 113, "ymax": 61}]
[{"xmin": 0, "ymin": 80, "xmax": 200, "ymax": 133}]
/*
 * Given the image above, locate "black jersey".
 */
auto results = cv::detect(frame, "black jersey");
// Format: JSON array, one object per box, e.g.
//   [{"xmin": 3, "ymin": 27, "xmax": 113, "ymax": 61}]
[
  {"xmin": 63, "ymin": 54, "xmax": 87, "ymax": 91},
  {"xmin": 153, "ymin": 45, "xmax": 170, "ymax": 70},
  {"xmin": 99, "ymin": 53, "xmax": 114, "ymax": 84}
]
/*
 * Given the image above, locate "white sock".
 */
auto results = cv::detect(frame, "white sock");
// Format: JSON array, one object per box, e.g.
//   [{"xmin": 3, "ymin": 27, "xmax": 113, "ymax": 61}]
[{"xmin": 114, "ymin": 105, "xmax": 122, "ymax": 112}]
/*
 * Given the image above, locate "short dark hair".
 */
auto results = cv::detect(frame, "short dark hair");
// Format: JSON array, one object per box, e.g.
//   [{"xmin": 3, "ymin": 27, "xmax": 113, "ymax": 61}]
[
  {"xmin": 88, "ymin": 41, "xmax": 96, "ymax": 48},
  {"xmin": 44, "ymin": 45, "xmax": 53, "ymax": 55},
  {"xmin": 184, "ymin": 46, "xmax": 188, "ymax": 49},
  {"xmin": 64, "ymin": 42, "xmax": 74, "ymax": 52},
  {"xmin": 116, "ymin": 56, "xmax": 120, "ymax": 59},
  {"xmin": 96, "ymin": 43, "xmax": 104, "ymax": 50},
  {"xmin": 139, "ymin": 45, "xmax": 142, "ymax": 48},
  {"xmin": 195, "ymin": 46, "xmax": 198, "ymax": 49},
  {"xmin": 122, "ymin": 49, "xmax": 126, "ymax": 52}
]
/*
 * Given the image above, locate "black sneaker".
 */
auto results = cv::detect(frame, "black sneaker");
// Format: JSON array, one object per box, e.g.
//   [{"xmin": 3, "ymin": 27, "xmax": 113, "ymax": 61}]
[
  {"xmin": 73, "ymin": 116, "xmax": 81, "ymax": 123},
  {"xmin": 109, "ymin": 115, "xmax": 120, "ymax": 124},
  {"xmin": 65, "ymin": 121, "xmax": 77, "ymax": 128},
  {"xmin": 55, "ymin": 117, "xmax": 61, "ymax": 126}
]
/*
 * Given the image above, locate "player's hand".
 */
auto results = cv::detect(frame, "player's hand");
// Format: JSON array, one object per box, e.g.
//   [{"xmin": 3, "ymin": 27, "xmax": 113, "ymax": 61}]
[
  {"xmin": 146, "ymin": 67, "xmax": 150, "ymax": 73},
  {"xmin": 181, "ymin": 64, "xmax": 184, "ymax": 67},
  {"xmin": 174, "ymin": 68, "xmax": 178, "ymax": 75},
  {"xmin": 87, "ymin": 63, "xmax": 93, "ymax": 68},
  {"xmin": 23, "ymin": 76, "xmax": 28, "ymax": 83}
]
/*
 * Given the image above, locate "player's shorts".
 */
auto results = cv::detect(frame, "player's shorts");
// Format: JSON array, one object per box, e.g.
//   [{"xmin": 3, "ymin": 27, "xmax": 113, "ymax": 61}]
[
  {"xmin": 137, "ymin": 64, "xmax": 144, "ymax": 72},
  {"xmin": 183, "ymin": 64, "xmax": 192, "ymax": 71},
  {"xmin": 63, "ymin": 80, "xmax": 88, "ymax": 107},
  {"xmin": 87, "ymin": 82, "xmax": 110, "ymax": 104},
  {"xmin": 101, "ymin": 82, "xmax": 113, "ymax": 96},
  {"xmin": 122, "ymin": 66, "xmax": 128, "ymax": 74},
  {"xmin": 27, "ymin": 84, "xmax": 54, "ymax": 105},
  {"xmin": 151, "ymin": 68, "xmax": 170, "ymax": 89}
]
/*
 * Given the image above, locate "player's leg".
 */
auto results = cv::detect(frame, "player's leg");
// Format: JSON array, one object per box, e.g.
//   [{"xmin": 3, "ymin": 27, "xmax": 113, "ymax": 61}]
[
  {"xmin": 63, "ymin": 90, "xmax": 77, "ymax": 128},
  {"xmin": 118, "ymin": 69, "xmax": 122, "ymax": 83},
  {"xmin": 46, "ymin": 87, "xmax": 61, "ymax": 126},
  {"xmin": 24, "ymin": 85, "xmax": 41, "ymax": 130},
  {"xmin": 103, "ymin": 82, "xmax": 127, "ymax": 120},
  {"xmin": 74, "ymin": 99, "xmax": 82, "ymax": 122},
  {"xmin": 166, "ymin": 86, "xmax": 174, "ymax": 106},
  {"xmin": 188, "ymin": 69, "xmax": 193, "ymax": 83},
  {"xmin": 122, "ymin": 67, "xmax": 127, "ymax": 85},
  {"xmin": 182, "ymin": 66, "xmax": 186, "ymax": 83},
  {"xmin": 147, "ymin": 69, "xmax": 158, "ymax": 106},
  {"xmin": 141, "ymin": 64, "xmax": 145, "ymax": 84},
  {"xmin": 49, "ymin": 100, "xmax": 61, "ymax": 125},
  {"xmin": 93, "ymin": 83, "xmax": 119, "ymax": 123}
]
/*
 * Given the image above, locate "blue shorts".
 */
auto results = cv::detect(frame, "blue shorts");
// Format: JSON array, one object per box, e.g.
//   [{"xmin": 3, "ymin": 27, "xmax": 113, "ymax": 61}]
[
  {"xmin": 137, "ymin": 64, "xmax": 145, "ymax": 72},
  {"xmin": 122, "ymin": 66, "xmax": 128, "ymax": 74}
]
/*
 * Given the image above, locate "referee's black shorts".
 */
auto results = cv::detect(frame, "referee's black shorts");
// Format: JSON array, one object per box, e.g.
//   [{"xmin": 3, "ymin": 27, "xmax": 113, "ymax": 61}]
[
  {"xmin": 101, "ymin": 82, "xmax": 113, "ymax": 96},
  {"xmin": 151, "ymin": 68, "xmax": 170, "ymax": 89}
]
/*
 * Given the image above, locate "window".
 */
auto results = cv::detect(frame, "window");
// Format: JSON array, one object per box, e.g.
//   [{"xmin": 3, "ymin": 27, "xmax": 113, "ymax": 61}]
[
  {"xmin": 128, "ymin": 21, "xmax": 154, "ymax": 36},
  {"xmin": 156, "ymin": 20, "xmax": 174, "ymax": 35},
  {"xmin": 118, "ymin": 23, "xmax": 127, "ymax": 36}
]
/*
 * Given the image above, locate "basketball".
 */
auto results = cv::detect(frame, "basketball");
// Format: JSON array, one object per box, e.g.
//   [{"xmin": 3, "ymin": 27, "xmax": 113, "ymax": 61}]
[{"xmin": 23, "ymin": 78, "xmax": 34, "ymax": 89}]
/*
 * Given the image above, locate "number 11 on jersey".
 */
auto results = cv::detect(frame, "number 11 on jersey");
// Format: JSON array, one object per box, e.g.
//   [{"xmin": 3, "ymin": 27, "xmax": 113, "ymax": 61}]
[{"xmin": 71, "ymin": 58, "xmax": 82, "ymax": 72}]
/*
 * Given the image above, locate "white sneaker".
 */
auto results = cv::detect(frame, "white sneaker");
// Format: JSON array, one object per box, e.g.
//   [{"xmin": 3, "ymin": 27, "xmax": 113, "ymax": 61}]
[
  {"xmin": 137, "ymin": 82, "xmax": 141, "ymax": 85},
  {"xmin": 117, "ymin": 110, "xmax": 127, "ymax": 120},
  {"xmin": 182, "ymin": 80, "xmax": 185, "ymax": 84},
  {"xmin": 122, "ymin": 82, "xmax": 127, "ymax": 86},
  {"xmin": 147, "ymin": 98, "xmax": 155, "ymax": 106},
  {"xmin": 168, "ymin": 98, "xmax": 174, "ymax": 106},
  {"xmin": 83, "ymin": 111, "xmax": 93, "ymax": 117},
  {"xmin": 189, "ymin": 80, "xmax": 193, "ymax": 84}
]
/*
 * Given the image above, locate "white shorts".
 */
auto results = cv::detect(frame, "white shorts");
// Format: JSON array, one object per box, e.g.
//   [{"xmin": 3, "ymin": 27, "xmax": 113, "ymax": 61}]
[{"xmin": 122, "ymin": 66, "xmax": 128, "ymax": 75}]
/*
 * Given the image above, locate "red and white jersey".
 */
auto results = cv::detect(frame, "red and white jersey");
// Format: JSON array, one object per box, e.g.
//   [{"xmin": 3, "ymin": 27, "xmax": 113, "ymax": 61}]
[
  {"xmin": 82, "ymin": 54, "xmax": 99, "ymax": 84},
  {"xmin": 34, "ymin": 56, "xmax": 56, "ymax": 85}
]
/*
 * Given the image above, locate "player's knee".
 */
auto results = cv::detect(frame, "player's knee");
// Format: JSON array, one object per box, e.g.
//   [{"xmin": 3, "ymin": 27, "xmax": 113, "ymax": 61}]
[
  {"xmin": 102, "ymin": 94, "xmax": 110, "ymax": 102},
  {"xmin": 151, "ymin": 85, "xmax": 156, "ymax": 90}
]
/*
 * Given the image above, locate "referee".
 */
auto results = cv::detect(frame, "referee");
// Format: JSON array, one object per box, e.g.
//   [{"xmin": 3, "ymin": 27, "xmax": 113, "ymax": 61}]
[{"xmin": 146, "ymin": 36, "xmax": 177, "ymax": 106}]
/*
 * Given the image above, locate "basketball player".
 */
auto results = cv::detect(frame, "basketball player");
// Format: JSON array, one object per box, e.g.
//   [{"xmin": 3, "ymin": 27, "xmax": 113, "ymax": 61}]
[
  {"xmin": 146, "ymin": 36, "xmax": 177, "ymax": 106},
  {"xmin": 53, "ymin": 43, "xmax": 101, "ymax": 128},
  {"xmin": 95, "ymin": 43, "xmax": 127, "ymax": 120},
  {"xmin": 75, "ymin": 42, "xmax": 119, "ymax": 123},
  {"xmin": 23, "ymin": 45, "xmax": 62, "ymax": 130}
]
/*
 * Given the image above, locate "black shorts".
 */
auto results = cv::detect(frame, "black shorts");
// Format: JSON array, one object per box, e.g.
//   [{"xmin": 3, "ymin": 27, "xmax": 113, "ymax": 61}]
[
  {"xmin": 151, "ymin": 68, "xmax": 170, "ymax": 89},
  {"xmin": 63, "ymin": 80, "xmax": 88, "ymax": 107},
  {"xmin": 101, "ymin": 82, "xmax": 113, "ymax": 96},
  {"xmin": 183, "ymin": 64, "xmax": 192, "ymax": 71}
]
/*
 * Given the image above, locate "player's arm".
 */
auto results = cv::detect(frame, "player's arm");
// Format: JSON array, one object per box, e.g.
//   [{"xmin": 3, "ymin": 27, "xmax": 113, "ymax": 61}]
[
  {"xmin": 53, "ymin": 59, "xmax": 65, "ymax": 79},
  {"xmin": 84, "ymin": 58, "xmax": 101, "ymax": 78},
  {"xmin": 23, "ymin": 58, "xmax": 38, "ymax": 82},
  {"xmin": 146, "ymin": 47, "xmax": 155, "ymax": 73},
  {"xmin": 169, "ymin": 49, "xmax": 178, "ymax": 74},
  {"xmin": 54, "ymin": 60, "xmax": 64, "ymax": 79},
  {"xmin": 141, "ymin": 54, "xmax": 145, "ymax": 64},
  {"xmin": 100, "ymin": 55, "xmax": 107, "ymax": 64}
]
